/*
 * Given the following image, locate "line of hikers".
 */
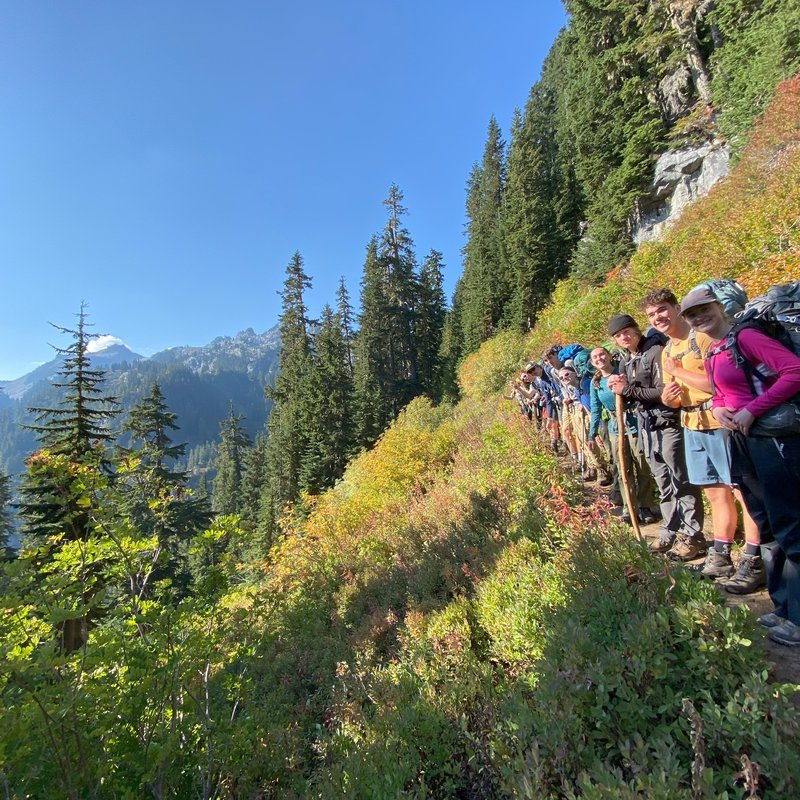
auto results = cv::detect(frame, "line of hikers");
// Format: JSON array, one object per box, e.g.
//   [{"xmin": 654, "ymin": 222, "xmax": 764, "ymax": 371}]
[{"xmin": 507, "ymin": 281, "xmax": 800, "ymax": 648}]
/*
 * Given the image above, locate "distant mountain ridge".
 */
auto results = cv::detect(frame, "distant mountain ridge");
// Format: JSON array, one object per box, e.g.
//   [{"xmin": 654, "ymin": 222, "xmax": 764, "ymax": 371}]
[{"xmin": 0, "ymin": 324, "xmax": 281, "ymax": 478}]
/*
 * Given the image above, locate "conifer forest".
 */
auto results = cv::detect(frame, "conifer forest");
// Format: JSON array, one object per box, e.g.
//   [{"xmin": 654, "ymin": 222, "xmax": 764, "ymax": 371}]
[{"xmin": 2, "ymin": 1, "xmax": 800, "ymax": 797}]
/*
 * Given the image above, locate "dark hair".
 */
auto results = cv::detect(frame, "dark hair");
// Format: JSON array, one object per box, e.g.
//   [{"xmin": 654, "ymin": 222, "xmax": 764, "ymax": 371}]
[{"xmin": 641, "ymin": 288, "xmax": 678, "ymax": 310}]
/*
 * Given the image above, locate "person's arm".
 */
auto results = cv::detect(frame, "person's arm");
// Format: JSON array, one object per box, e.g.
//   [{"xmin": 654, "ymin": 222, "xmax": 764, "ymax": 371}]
[
  {"xmin": 588, "ymin": 382, "xmax": 602, "ymax": 439},
  {"xmin": 621, "ymin": 347, "xmax": 665, "ymax": 403},
  {"xmin": 663, "ymin": 360, "xmax": 713, "ymax": 393},
  {"xmin": 736, "ymin": 329, "xmax": 800, "ymax": 418}
]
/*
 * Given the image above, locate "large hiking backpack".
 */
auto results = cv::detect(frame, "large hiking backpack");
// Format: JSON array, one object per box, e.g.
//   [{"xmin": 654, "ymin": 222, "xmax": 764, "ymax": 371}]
[
  {"xmin": 690, "ymin": 278, "xmax": 748, "ymax": 317},
  {"xmin": 557, "ymin": 343, "xmax": 585, "ymax": 364},
  {"xmin": 733, "ymin": 281, "xmax": 800, "ymax": 358},
  {"xmin": 572, "ymin": 349, "xmax": 594, "ymax": 379}
]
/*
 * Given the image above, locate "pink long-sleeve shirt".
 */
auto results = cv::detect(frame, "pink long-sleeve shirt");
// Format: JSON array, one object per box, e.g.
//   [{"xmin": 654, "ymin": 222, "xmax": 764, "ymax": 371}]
[{"xmin": 707, "ymin": 328, "xmax": 800, "ymax": 417}]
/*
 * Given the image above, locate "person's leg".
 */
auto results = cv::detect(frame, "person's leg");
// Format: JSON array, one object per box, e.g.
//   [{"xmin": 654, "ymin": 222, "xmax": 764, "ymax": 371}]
[
  {"xmin": 745, "ymin": 436, "xmax": 800, "ymax": 643},
  {"xmin": 723, "ymin": 487, "xmax": 767, "ymax": 594}
]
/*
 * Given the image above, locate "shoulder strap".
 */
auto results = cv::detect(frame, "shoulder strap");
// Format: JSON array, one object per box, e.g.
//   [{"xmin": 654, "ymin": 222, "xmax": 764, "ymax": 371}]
[{"xmin": 689, "ymin": 329, "xmax": 701, "ymax": 358}]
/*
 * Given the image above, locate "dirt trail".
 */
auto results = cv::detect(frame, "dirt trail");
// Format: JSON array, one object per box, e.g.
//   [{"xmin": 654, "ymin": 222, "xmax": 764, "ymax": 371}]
[
  {"xmin": 559, "ymin": 449, "xmax": 800, "ymax": 689},
  {"xmin": 635, "ymin": 518, "xmax": 800, "ymax": 689}
]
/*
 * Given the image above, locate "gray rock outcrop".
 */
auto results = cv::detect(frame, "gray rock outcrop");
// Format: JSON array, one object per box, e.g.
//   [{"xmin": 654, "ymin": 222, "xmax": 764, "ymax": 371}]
[{"xmin": 631, "ymin": 142, "xmax": 730, "ymax": 245}]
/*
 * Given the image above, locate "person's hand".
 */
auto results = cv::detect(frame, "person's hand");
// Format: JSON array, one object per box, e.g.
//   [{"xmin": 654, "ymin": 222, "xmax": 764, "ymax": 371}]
[
  {"xmin": 732, "ymin": 407, "xmax": 756, "ymax": 436},
  {"xmin": 664, "ymin": 355, "xmax": 682, "ymax": 374},
  {"xmin": 713, "ymin": 406, "xmax": 738, "ymax": 431},
  {"xmin": 608, "ymin": 374, "xmax": 627, "ymax": 395},
  {"xmin": 661, "ymin": 381, "xmax": 682, "ymax": 407}
]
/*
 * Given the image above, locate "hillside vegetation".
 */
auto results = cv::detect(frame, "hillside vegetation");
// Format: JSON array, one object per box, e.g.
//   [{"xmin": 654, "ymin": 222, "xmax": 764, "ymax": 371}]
[{"xmin": 3, "ymin": 77, "xmax": 800, "ymax": 798}]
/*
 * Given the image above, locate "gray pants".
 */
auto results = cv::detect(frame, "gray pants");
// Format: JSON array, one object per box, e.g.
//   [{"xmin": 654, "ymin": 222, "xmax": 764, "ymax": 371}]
[{"xmin": 640, "ymin": 423, "xmax": 704, "ymax": 537}]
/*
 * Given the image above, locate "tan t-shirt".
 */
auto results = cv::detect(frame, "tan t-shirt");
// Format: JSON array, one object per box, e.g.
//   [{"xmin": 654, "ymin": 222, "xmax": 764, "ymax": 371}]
[{"xmin": 661, "ymin": 331, "xmax": 719, "ymax": 431}]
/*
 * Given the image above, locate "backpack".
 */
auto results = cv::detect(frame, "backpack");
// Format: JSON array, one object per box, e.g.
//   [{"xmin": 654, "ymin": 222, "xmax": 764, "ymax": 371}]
[
  {"xmin": 733, "ymin": 281, "xmax": 800, "ymax": 358},
  {"xmin": 708, "ymin": 280, "xmax": 800, "ymax": 394},
  {"xmin": 572, "ymin": 349, "xmax": 594, "ymax": 379},
  {"xmin": 691, "ymin": 278, "xmax": 748, "ymax": 317},
  {"xmin": 557, "ymin": 343, "xmax": 585, "ymax": 364}
]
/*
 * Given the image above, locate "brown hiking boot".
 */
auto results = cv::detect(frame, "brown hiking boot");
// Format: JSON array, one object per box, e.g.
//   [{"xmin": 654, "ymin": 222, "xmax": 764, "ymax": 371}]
[
  {"xmin": 667, "ymin": 534, "xmax": 708, "ymax": 562},
  {"xmin": 649, "ymin": 531, "xmax": 676, "ymax": 553}
]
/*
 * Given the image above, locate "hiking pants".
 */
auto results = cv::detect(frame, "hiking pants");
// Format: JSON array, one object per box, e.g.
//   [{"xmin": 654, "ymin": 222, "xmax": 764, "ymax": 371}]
[
  {"xmin": 640, "ymin": 423, "xmax": 704, "ymax": 537},
  {"xmin": 731, "ymin": 433, "xmax": 800, "ymax": 626}
]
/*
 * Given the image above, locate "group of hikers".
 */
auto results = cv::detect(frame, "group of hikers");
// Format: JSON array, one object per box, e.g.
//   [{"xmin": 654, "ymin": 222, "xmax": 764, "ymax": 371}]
[{"xmin": 507, "ymin": 281, "xmax": 800, "ymax": 648}]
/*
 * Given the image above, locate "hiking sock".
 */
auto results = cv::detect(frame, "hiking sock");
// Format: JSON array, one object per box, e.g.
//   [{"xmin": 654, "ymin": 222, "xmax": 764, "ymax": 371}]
[
  {"xmin": 714, "ymin": 540, "xmax": 732, "ymax": 556},
  {"xmin": 744, "ymin": 542, "xmax": 760, "ymax": 557}
]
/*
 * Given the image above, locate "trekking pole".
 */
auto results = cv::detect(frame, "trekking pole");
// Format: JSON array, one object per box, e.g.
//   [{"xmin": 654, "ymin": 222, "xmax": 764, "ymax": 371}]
[{"xmin": 615, "ymin": 394, "xmax": 643, "ymax": 541}]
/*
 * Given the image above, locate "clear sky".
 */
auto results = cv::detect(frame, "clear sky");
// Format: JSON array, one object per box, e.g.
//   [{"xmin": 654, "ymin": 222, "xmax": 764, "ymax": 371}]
[{"xmin": 0, "ymin": 1, "xmax": 566, "ymax": 380}]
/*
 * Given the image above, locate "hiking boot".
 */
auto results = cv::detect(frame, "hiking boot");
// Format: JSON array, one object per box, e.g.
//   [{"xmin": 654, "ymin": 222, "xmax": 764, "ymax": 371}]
[
  {"xmin": 667, "ymin": 534, "xmax": 708, "ymax": 562},
  {"xmin": 638, "ymin": 510, "xmax": 659, "ymax": 525},
  {"xmin": 598, "ymin": 471, "xmax": 612, "ymax": 487},
  {"xmin": 757, "ymin": 612, "xmax": 785, "ymax": 629},
  {"xmin": 649, "ymin": 531, "xmax": 676, "ymax": 553},
  {"xmin": 723, "ymin": 555, "xmax": 767, "ymax": 595},
  {"xmin": 690, "ymin": 550, "xmax": 735, "ymax": 580},
  {"xmin": 767, "ymin": 620, "xmax": 800, "ymax": 647}
]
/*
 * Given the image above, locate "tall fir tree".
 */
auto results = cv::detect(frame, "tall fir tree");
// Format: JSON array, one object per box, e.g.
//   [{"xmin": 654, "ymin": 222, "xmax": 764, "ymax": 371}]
[
  {"xmin": 335, "ymin": 276, "xmax": 356, "ymax": 377},
  {"xmin": 212, "ymin": 407, "xmax": 252, "ymax": 516},
  {"xmin": 262, "ymin": 252, "xmax": 316, "ymax": 530},
  {"xmin": 457, "ymin": 118, "xmax": 508, "ymax": 353},
  {"xmin": 119, "ymin": 381, "xmax": 211, "ymax": 586},
  {"xmin": 377, "ymin": 184, "xmax": 420, "ymax": 408},
  {"xmin": 353, "ymin": 237, "xmax": 391, "ymax": 447},
  {"xmin": 415, "ymin": 249, "xmax": 447, "ymax": 399},
  {"xmin": 20, "ymin": 304, "xmax": 120, "ymax": 545},
  {"xmin": 0, "ymin": 469, "xmax": 12, "ymax": 556},
  {"xmin": 300, "ymin": 304, "xmax": 355, "ymax": 494}
]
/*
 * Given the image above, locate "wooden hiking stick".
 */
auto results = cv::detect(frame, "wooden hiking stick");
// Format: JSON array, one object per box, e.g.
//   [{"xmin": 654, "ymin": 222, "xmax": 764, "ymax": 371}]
[{"xmin": 615, "ymin": 394, "xmax": 643, "ymax": 540}]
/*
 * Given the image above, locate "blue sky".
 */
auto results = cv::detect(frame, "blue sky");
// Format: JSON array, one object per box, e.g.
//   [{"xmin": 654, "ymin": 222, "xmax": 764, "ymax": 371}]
[{"xmin": 0, "ymin": 1, "xmax": 566, "ymax": 380}]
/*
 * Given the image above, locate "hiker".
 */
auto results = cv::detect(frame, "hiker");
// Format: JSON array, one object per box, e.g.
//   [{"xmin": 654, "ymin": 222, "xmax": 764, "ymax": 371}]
[
  {"xmin": 558, "ymin": 364, "xmax": 611, "ymax": 484},
  {"xmin": 505, "ymin": 371, "xmax": 536, "ymax": 420},
  {"xmin": 681, "ymin": 286, "xmax": 800, "ymax": 647},
  {"xmin": 645, "ymin": 288, "xmax": 763, "ymax": 592},
  {"xmin": 543, "ymin": 347, "xmax": 571, "ymax": 456},
  {"xmin": 606, "ymin": 312, "xmax": 706, "ymax": 559},
  {"xmin": 588, "ymin": 346, "xmax": 658, "ymax": 522}
]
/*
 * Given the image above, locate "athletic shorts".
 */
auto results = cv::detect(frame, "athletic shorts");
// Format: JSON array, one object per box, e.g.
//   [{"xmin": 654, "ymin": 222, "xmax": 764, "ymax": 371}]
[
  {"xmin": 545, "ymin": 400, "xmax": 559, "ymax": 419},
  {"xmin": 683, "ymin": 427, "xmax": 731, "ymax": 486}
]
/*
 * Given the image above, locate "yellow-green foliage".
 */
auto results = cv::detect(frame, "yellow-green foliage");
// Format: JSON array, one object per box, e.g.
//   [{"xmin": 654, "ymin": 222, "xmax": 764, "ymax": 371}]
[
  {"xmin": 457, "ymin": 328, "xmax": 528, "ymax": 398},
  {"xmin": 520, "ymin": 74, "xmax": 800, "ymax": 359}
]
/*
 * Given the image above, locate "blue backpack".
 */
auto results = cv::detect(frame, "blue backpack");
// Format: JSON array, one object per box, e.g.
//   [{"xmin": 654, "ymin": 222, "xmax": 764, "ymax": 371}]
[{"xmin": 557, "ymin": 343, "xmax": 585, "ymax": 364}]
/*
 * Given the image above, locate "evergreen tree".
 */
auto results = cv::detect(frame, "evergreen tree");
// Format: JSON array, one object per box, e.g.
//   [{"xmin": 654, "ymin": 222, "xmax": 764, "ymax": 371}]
[
  {"xmin": 119, "ymin": 381, "xmax": 211, "ymax": 586},
  {"xmin": 415, "ymin": 249, "xmax": 447, "ymax": 399},
  {"xmin": 458, "ymin": 119, "xmax": 508, "ymax": 353},
  {"xmin": 353, "ymin": 237, "xmax": 391, "ymax": 447},
  {"xmin": 212, "ymin": 407, "xmax": 252, "ymax": 516},
  {"xmin": 377, "ymin": 184, "xmax": 420, "ymax": 408},
  {"xmin": 19, "ymin": 305, "xmax": 120, "ymax": 545},
  {"xmin": 301, "ymin": 304, "xmax": 355, "ymax": 493},
  {"xmin": 262, "ymin": 252, "xmax": 316, "ymax": 530},
  {"xmin": 0, "ymin": 469, "xmax": 12, "ymax": 556},
  {"xmin": 335, "ymin": 276, "xmax": 356, "ymax": 377}
]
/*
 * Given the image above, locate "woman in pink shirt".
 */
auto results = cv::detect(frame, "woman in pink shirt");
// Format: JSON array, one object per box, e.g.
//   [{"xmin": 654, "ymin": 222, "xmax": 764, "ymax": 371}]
[{"xmin": 681, "ymin": 286, "xmax": 800, "ymax": 647}]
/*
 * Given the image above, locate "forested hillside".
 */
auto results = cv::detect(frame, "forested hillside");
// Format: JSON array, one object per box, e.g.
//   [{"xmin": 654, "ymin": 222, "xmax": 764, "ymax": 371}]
[{"xmin": 2, "ymin": 1, "xmax": 800, "ymax": 797}]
